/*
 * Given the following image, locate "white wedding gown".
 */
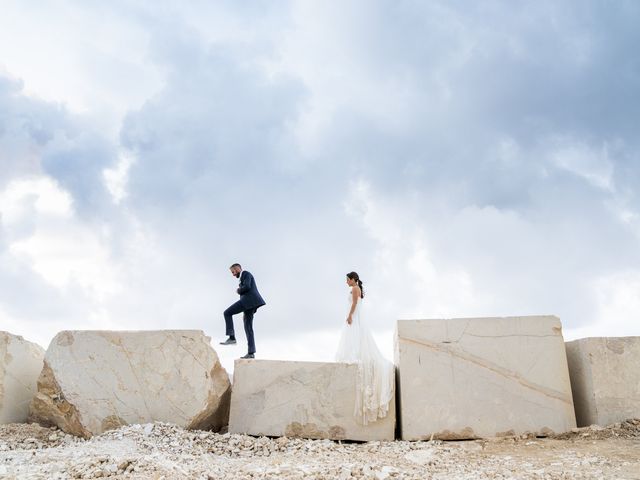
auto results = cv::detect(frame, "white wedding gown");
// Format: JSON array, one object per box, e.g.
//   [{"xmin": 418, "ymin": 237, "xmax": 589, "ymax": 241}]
[{"xmin": 335, "ymin": 291, "xmax": 394, "ymax": 425}]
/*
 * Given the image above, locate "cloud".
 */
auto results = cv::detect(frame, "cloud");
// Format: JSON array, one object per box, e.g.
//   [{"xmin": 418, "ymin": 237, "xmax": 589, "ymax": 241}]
[
  {"xmin": 0, "ymin": 74, "xmax": 57, "ymax": 187},
  {"xmin": 0, "ymin": 176, "xmax": 117, "ymax": 347},
  {"xmin": 0, "ymin": 1, "xmax": 639, "ymax": 370},
  {"xmin": 0, "ymin": 73, "xmax": 125, "ymax": 347}
]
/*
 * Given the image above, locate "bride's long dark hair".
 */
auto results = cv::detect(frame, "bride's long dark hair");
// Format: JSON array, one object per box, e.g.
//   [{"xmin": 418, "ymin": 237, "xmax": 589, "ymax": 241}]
[{"xmin": 347, "ymin": 271, "xmax": 364, "ymax": 298}]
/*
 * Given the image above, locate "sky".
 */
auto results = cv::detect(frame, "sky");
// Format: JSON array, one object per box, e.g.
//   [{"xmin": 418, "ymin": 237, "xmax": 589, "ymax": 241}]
[{"xmin": 1, "ymin": 0, "xmax": 639, "ymax": 373}]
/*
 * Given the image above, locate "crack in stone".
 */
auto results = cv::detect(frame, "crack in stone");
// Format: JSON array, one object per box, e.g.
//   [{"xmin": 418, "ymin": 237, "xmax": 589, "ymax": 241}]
[
  {"xmin": 117, "ymin": 342, "xmax": 153, "ymax": 419},
  {"xmin": 176, "ymin": 338, "xmax": 209, "ymax": 371},
  {"xmin": 4, "ymin": 371, "xmax": 34, "ymax": 391},
  {"xmin": 454, "ymin": 319, "xmax": 471, "ymax": 343},
  {"xmin": 398, "ymin": 336, "xmax": 572, "ymax": 404}
]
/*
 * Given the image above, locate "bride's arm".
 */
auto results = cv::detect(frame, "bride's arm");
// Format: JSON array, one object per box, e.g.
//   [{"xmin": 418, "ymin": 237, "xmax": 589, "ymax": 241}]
[{"xmin": 346, "ymin": 288, "xmax": 358, "ymax": 324}]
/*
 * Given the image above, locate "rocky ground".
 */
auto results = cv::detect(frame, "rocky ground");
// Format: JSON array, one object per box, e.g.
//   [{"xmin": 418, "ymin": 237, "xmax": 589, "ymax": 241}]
[{"xmin": 0, "ymin": 420, "xmax": 639, "ymax": 479}]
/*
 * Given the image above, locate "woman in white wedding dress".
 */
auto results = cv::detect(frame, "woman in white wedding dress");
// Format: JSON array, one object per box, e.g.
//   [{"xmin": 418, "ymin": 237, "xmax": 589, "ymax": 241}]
[{"xmin": 335, "ymin": 272, "xmax": 394, "ymax": 425}]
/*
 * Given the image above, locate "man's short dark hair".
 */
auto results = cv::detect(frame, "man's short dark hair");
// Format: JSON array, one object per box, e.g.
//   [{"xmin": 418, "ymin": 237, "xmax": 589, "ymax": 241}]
[{"xmin": 230, "ymin": 263, "xmax": 242, "ymax": 269}]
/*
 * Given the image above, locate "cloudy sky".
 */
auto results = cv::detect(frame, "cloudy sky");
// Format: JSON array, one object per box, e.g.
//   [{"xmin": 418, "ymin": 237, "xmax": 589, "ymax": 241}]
[{"xmin": 1, "ymin": 1, "xmax": 639, "ymax": 372}]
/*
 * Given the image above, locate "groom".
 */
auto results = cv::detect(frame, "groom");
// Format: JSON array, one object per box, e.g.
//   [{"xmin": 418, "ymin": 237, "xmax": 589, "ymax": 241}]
[{"xmin": 220, "ymin": 263, "xmax": 266, "ymax": 359}]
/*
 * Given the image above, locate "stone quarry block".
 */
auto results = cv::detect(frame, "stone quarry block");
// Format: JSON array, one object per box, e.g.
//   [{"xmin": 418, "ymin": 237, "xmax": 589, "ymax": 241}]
[
  {"xmin": 395, "ymin": 316, "xmax": 576, "ymax": 440},
  {"xmin": 566, "ymin": 336, "xmax": 640, "ymax": 427},
  {"xmin": 29, "ymin": 330, "xmax": 231, "ymax": 438},
  {"xmin": 229, "ymin": 359, "xmax": 395, "ymax": 441},
  {"xmin": 0, "ymin": 332, "xmax": 45, "ymax": 423}
]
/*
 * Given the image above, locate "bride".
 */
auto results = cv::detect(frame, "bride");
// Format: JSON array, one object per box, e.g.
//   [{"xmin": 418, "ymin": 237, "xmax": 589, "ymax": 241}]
[{"xmin": 335, "ymin": 271, "xmax": 394, "ymax": 425}]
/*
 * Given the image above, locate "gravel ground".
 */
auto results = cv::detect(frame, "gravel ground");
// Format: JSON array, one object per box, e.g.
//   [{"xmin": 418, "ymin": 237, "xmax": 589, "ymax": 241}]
[{"xmin": 0, "ymin": 419, "xmax": 639, "ymax": 479}]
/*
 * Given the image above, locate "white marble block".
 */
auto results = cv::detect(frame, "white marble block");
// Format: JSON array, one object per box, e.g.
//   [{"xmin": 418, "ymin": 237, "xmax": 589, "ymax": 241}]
[
  {"xmin": 0, "ymin": 332, "xmax": 45, "ymax": 423},
  {"xmin": 29, "ymin": 330, "xmax": 231, "ymax": 438},
  {"xmin": 229, "ymin": 359, "xmax": 395, "ymax": 441},
  {"xmin": 395, "ymin": 316, "xmax": 576, "ymax": 440},
  {"xmin": 566, "ymin": 336, "xmax": 640, "ymax": 427}
]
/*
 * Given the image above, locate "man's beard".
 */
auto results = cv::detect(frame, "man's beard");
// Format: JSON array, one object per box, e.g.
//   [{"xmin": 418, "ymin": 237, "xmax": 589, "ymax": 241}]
[{"xmin": 234, "ymin": 272, "xmax": 240, "ymax": 278}]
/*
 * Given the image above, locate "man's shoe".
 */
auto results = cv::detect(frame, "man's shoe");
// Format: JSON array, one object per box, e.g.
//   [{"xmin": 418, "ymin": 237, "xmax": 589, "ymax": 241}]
[
  {"xmin": 240, "ymin": 353, "xmax": 255, "ymax": 359},
  {"xmin": 220, "ymin": 337, "xmax": 236, "ymax": 345}
]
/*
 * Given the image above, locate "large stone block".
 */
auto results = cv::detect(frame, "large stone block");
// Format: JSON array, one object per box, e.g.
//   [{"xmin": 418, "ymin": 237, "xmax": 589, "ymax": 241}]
[
  {"xmin": 566, "ymin": 336, "xmax": 640, "ymax": 427},
  {"xmin": 229, "ymin": 359, "xmax": 395, "ymax": 441},
  {"xmin": 29, "ymin": 330, "xmax": 231, "ymax": 438},
  {"xmin": 0, "ymin": 332, "xmax": 45, "ymax": 423},
  {"xmin": 395, "ymin": 316, "xmax": 576, "ymax": 440}
]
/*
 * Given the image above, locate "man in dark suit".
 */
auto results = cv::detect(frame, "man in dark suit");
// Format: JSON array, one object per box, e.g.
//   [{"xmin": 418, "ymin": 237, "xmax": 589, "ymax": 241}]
[{"xmin": 220, "ymin": 263, "xmax": 266, "ymax": 359}]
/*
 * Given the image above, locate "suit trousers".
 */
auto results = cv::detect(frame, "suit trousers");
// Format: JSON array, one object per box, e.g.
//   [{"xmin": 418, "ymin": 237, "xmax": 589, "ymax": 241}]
[{"xmin": 224, "ymin": 300, "xmax": 256, "ymax": 354}]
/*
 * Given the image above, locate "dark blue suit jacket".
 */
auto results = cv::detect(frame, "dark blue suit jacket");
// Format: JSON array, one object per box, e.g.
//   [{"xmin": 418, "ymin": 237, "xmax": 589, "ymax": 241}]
[{"xmin": 237, "ymin": 270, "xmax": 266, "ymax": 311}]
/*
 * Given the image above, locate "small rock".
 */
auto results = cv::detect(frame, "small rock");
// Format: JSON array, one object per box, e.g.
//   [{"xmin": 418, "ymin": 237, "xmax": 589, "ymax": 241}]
[{"xmin": 405, "ymin": 449, "xmax": 436, "ymax": 465}]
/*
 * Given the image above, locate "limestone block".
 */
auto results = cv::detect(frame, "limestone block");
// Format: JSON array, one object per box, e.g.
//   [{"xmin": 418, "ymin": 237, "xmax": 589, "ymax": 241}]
[
  {"xmin": 229, "ymin": 359, "xmax": 395, "ymax": 441},
  {"xmin": 566, "ymin": 336, "xmax": 640, "ymax": 427},
  {"xmin": 29, "ymin": 330, "xmax": 231, "ymax": 438},
  {"xmin": 0, "ymin": 332, "xmax": 45, "ymax": 423},
  {"xmin": 395, "ymin": 316, "xmax": 576, "ymax": 440}
]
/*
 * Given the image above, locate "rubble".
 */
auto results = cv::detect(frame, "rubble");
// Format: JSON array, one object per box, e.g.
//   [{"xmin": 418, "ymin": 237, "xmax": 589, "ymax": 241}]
[{"xmin": 0, "ymin": 418, "xmax": 637, "ymax": 479}]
